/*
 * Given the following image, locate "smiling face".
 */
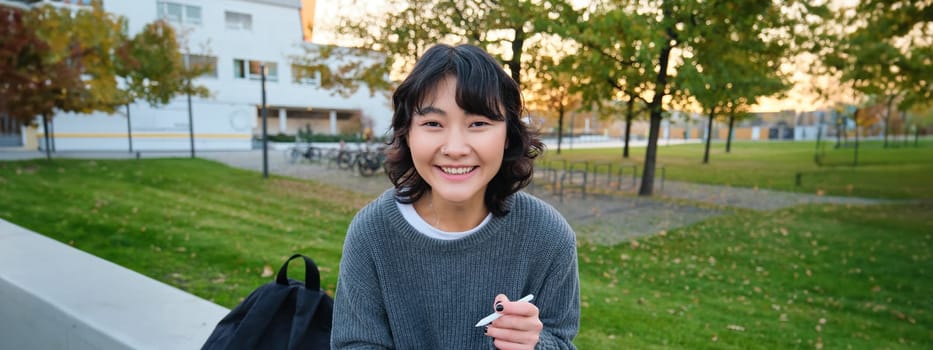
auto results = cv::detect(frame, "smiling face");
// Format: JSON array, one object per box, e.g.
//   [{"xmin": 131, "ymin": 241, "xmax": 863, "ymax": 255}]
[{"xmin": 407, "ymin": 75, "xmax": 507, "ymax": 209}]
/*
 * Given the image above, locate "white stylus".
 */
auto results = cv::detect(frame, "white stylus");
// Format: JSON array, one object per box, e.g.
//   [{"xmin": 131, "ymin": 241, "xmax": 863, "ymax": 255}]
[{"xmin": 474, "ymin": 294, "xmax": 534, "ymax": 327}]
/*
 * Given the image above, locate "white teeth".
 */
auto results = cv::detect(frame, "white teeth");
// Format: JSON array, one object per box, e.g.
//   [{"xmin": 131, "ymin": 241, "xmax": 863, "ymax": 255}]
[{"xmin": 441, "ymin": 167, "xmax": 473, "ymax": 175}]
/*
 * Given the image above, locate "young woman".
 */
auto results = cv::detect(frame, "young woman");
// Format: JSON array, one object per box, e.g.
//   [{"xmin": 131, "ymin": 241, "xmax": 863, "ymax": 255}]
[{"xmin": 332, "ymin": 44, "xmax": 579, "ymax": 350}]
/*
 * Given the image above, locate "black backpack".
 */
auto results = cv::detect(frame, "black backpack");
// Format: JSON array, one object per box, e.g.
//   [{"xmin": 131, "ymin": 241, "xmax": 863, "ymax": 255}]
[{"xmin": 202, "ymin": 254, "xmax": 333, "ymax": 350}]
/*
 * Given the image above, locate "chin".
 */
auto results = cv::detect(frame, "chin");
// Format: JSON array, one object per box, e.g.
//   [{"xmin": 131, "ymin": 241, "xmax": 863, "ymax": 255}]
[{"xmin": 433, "ymin": 188, "xmax": 485, "ymax": 205}]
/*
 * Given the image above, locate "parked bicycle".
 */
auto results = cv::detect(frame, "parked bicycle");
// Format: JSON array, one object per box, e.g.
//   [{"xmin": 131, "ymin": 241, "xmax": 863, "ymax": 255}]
[
  {"xmin": 285, "ymin": 138, "xmax": 324, "ymax": 164},
  {"xmin": 331, "ymin": 142, "xmax": 386, "ymax": 176},
  {"xmin": 356, "ymin": 145, "xmax": 387, "ymax": 176}
]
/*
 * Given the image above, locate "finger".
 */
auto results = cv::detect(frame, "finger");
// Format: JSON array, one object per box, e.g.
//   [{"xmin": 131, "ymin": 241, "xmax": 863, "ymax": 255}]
[
  {"xmin": 486, "ymin": 324, "xmax": 541, "ymax": 345},
  {"xmin": 493, "ymin": 337, "xmax": 535, "ymax": 350},
  {"xmin": 491, "ymin": 314, "xmax": 543, "ymax": 333},
  {"xmin": 498, "ymin": 299, "xmax": 540, "ymax": 317},
  {"xmin": 493, "ymin": 294, "xmax": 509, "ymax": 311}
]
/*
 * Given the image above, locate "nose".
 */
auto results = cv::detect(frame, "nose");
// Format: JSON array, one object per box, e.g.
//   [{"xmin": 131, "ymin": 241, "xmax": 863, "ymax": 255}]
[{"xmin": 441, "ymin": 128, "xmax": 470, "ymax": 158}]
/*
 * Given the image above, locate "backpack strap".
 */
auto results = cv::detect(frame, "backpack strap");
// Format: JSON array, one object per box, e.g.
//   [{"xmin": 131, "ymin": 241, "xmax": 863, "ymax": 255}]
[{"xmin": 276, "ymin": 254, "xmax": 321, "ymax": 290}]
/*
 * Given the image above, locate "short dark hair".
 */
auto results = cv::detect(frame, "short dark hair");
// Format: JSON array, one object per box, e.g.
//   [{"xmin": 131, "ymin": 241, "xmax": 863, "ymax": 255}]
[{"xmin": 385, "ymin": 43, "xmax": 544, "ymax": 216}]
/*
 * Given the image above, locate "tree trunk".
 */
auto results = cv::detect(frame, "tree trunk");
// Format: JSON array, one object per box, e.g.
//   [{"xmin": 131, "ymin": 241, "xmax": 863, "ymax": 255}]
[
  {"xmin": 915, "ymin": 126, "xmax": 920, "ymax": 147},
  {"xmin": 49, "ymin": 116, "xmax": 56, "ymax": 152},
  {"xmin": 901, "ymin": 110, "xmax": 908, "ymax": 147},
  {"xmin": 726, "ymin": 111, "xmax": 735, "ymax": 153},
  {"xmin": 126, "ymin": 103, "xmax": 134, "ymax": 153},
  {"xmin": 42, "ymin": 113, "xmax": 51, "ymax": 160},
  {"xmin": 556, "ymin": 107, "xmax": 564, "ymax": 154},
  {"xmin": 623, "ymin": 97, "xmax": 634, "ymax": 158},
  {"xmin": 187, "ymin": 80, "xmax": 195, "ymax": 158},
  {"xmin": 835, "ymin": 112, "xmax": 842, "ymax": 149},
  {"xmin": 884, "ymin": 95, "xmax": 894, "ymax": 148},
  {"xmin": 638, "ymin": 4, "xmax": 673, "ymax": 197},
  {"xmin": 841, "ymin": 116, "xmax": 848, "ymax": 147},
  {"xmin": 853, "ymin": 108, "xmax": 860, "ymax": 167},
  {"xmin": 703, "ymin": 109, "xmax": 714, "ymax": 164},
  {"xmin": 814, "ymin": 114, "xmax": 824, "ymax": 165},
  {"xmin": 507, "ymin": 27, "xmax": 525, "ymax": 87}
]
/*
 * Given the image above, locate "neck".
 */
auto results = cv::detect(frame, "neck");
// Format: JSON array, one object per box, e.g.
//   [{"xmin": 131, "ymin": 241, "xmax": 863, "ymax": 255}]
[{"xmin": 414, "ymin": 191, "xmax": 488, "ymax": 232}]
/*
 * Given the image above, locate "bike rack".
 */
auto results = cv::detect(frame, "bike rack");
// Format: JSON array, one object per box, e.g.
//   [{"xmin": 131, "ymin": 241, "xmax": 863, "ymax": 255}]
[
  {"xmin": 590, "ymin": 162, "xmax": 615, "ymax": 189},
  {"xmin": 558, "ymin": 169, "xmax": 587, "ymax": 202},
  {"xmin": 616, "ymin": 164, "xmax": 638, "ymax": 190}
]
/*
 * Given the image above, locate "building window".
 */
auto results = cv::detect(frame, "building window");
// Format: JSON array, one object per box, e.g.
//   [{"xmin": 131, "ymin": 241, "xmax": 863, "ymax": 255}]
[
  {"xmin": 157, "ymin": 1, "xmax": 201, "ymax": 26},
  {"xmin": 291, "ymin": 64, "xmax": 321, "ymax": 86},
  {"xmin": 234, "ymin": 59, "xmax": 277, "ymax": 81},
  {"xmin": 225, "ymin": 11, "xmax": 252, "ymax": 30},
  {"xmin": 184, "ymin": 54, "xmax": 217, "ymax": 78}
]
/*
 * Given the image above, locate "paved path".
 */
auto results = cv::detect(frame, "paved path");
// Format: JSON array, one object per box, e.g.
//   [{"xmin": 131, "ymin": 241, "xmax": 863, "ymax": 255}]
[
  {"xmin": 2, "ymin": 149, "xmax": 895, "ymax": 246},
  {"xmin": 199, "ymin": 151, "xmax": 892, "ymax": 245}
]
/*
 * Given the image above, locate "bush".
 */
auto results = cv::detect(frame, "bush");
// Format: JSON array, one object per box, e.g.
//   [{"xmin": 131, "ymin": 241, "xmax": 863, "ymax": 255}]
[{"xmin": 255, "ymin": 133, "xmax": 387, "ymax": 143}]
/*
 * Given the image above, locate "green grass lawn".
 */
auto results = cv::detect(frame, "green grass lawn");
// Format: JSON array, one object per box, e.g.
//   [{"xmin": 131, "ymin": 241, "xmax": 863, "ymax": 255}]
[
  {"xmin": 541, "ymin": 139, "xmax": 933, "ymax": 199},
  {"xmin": 0, "ymin": 158, "xmax": 370, "ymax": 306},
  {"xmin": 575, "ymin": 203, "xmax": 932, "ymax": 349},
  {"xmin": 1, "ymin": 158, "xmax": 930, "ymax": 349}
]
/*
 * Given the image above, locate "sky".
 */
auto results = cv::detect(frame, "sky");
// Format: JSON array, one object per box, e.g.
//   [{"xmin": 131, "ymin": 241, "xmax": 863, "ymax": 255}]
[{"xmin": 310, "ymin": 1, "xmax": 843, "ymax": 113}]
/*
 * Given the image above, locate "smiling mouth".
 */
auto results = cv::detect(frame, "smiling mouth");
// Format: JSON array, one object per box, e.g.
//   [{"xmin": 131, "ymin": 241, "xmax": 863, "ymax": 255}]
[{"xmin": 439, "ymin": 166, "xmax": 476, "ymax": 175}]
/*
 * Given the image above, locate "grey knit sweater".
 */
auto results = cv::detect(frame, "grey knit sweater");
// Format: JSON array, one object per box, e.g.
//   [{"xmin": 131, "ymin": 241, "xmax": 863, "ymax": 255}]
[{"xmin": 332, "ymin": 189, "xmax": 580, "ymax": 349}]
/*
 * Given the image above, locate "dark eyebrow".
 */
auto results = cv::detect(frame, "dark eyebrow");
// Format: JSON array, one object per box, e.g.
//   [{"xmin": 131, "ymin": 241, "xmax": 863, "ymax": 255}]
[{"xmin": 416, "ymin": 106, "xmax": 446, "ymax": 116}]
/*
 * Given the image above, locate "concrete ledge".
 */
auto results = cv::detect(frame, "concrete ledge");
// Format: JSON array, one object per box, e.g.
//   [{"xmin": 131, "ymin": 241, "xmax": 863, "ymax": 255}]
[{"xmin": 0, "ymin": 219, "xmax": 230, "ymax": 349}]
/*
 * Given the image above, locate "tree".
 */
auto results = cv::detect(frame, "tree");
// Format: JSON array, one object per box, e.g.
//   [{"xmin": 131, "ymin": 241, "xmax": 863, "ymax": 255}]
[
  {"xmin": 0, "ymin": 5, "xmax": 60, "ymax": 127},
  {"xmin": 290, "ymin": 44, "xmax": 392, "ymax": 98},
  {"xmin": 679, "ymin": 26, "xmax": 789, "ymax": 163},
  {"xmin": 524, "ymin": 48, "xmax": 582, "ymax": 154},
  {"xmin": 180, "ymin": 55, "xmax": 212, "ymax": 158},
  {"xmin": 307, "ymin": 0, "xmax": 578, "ymax": 94},
  {"xmin": 819, "ymin": 0, "xmax": 931, "ymax": 148},
  {"xmin": 570, "ymin": 0, "xmax": 819, "ymax": 195},
  {"xmin": 116, "ymin": 20, "xmax": 193, "ymax": 153},
  {"xmin": 0, "ymin": 1, "xmax": 127, "ymax": 159},
  {"xmin": 563, "ymin": 6, "xmax": 652, "ymax": 160},
  {"xmin": 723, "ymin": 104, "xmax": 754, "ymax": 153}
]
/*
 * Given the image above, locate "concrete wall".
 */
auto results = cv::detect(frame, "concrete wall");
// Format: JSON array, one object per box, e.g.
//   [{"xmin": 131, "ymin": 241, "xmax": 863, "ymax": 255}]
[{"xmin": 0, "ymin": 219, "xmax": 230, "ymax": 349}]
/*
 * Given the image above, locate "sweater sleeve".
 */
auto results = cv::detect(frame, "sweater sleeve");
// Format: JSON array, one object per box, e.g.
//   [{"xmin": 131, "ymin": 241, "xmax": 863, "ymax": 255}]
[
  {"xmin": 534, "ymin": 217, "xmax": 580, "ymax": 350},
  {"xmin": 331, "ymin": 208, "xmax": 393, "ymax": 349}
]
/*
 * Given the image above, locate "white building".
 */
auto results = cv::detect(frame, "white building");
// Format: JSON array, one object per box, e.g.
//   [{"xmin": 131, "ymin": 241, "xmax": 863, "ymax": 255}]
[{"xmin": 22, "ymin": 0, "xmax": 391, "ymax": 151}]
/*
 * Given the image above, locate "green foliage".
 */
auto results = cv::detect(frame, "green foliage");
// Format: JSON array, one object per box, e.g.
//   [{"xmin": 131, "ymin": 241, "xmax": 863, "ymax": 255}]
[
  {"xmin": 24, "ymin": 0, "xmax": 127, "ymax": 113},
  {"xmin": 309, "ymin": 0, "xmax": 578, "ymax": 95},
  {"xmin": 290, "ymin": 44, "xmax": 391, "ymax": 98},
  {"xmin": 118, "ymin": 20, "xmax": 193, "ymax": 106},
  {"xmin": 815, "ymin": 0, "xmax": 930, "ymax": 111},
  {"xmin": 565, "ymin": 0, "xmax": 828, "ymax": 194},
  {"xmin": 0, "ymin": 1, "xmax": 204, "ymax": 124},
  {"xmin": 0, "ymin": 1, "xmax": 215, "ymax": 160}
]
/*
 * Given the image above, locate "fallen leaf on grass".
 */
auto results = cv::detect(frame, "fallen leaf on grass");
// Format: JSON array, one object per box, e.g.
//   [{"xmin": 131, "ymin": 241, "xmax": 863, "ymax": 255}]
[
  {"xmin": 726, "ymin": 324, "xmax": 745, "ymax": 332},
  {"xmin": 261, "ymin": 265, "xmax": 274, "ymax": 278}
]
